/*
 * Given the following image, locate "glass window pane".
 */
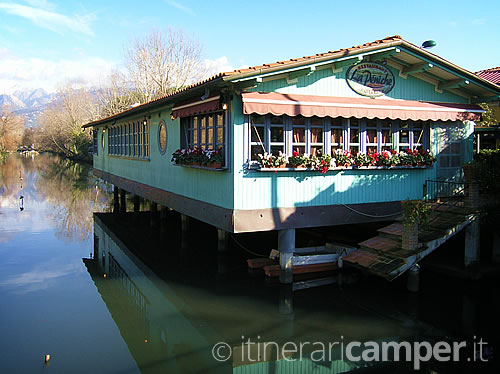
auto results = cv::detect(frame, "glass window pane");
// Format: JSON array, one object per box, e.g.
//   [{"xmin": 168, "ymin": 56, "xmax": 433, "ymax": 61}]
[
  {"xmin": 270, "ymin": 115, "xmax": 284, "ymax": 125},
  {"xmin": 208, "ymin": 127, "xmax": 214, "ymax": 146},
  {"xmin": 271, "ymin": 127, "xmax": 283, "ymax": 142},
  {"xmin": 350, "ymin": 118, "xmax": 359, "ymax": 128},
  {"xmin": 332, "ymin": 117, "xmax": 343, "ymax": 127},
  {"xmin": 193, "ymin": 128, "xmax": 198, "ymax": 146},
  {"xmin": 251, "ymin": 145, "xmax": 263, "ymax": 161},
  {"xmin": 311, "ymin": 128, "xmax": 323, "ymax": 143},
  {"xmin": 331, "ymin": 129, "xmax": 343, "ymax": 144},
  {"xmin": 331, "ymin": 145, "xmax": 343, "ymax": 153},
  {"xmin": 382, "ymin": 129, "xmax": 392, "ymax": 144},
  {"xmin": 350, "ymin": 145, "xmax": 359, "ymax": 154},
  {"xmin": 367, "ymin": 146, "xmax": 378, "ymax": 153},
  {"xmin": 414, "ymin": 129, "xmax": 424, "ymax": 144},
  {"xmin": 381, "ymin": 120, "xmax": 392, "ymax": 128},
  {"xmin": 292, "ymin": 116, "xmax": 305, "ymax": 126},
  {"xmin": 217, "ymin": 127, "xmax": 224, "ymax": 144},
  {"xmin": 311, "ymin": 145, "xmax": 322, "ymax": 156},
  {"xmin": 350, "ymin": 128, "xmax": 359, "ymax": 143},
  {"xmin": 293, "ymin": 145, "xmax": 305, "ymax": 154},
  {"xmin": 251, "ymin": 114, "xmax": 265, "ymax": 124},
  {"xmin": 366, "ymin": 119, "xmax": 377, "ymax": 128},
  {"xmin": 251, "ymin": 125, "xmax": 264, "ymax": 143},
  {"xmin": 310, "ymin": 116, "xmax": 323, "ymax": 126},
  {"xmin": 200, "ymin": 128, "xmax": 206, "ymax": 146},
  {"xmin": 270, "ymin": 145, "xmax": 284, "ymax": 155},
  {"xmin": 293, "ymin": 128, "xmax": 305, "ymax": 143},
  {"xmin": 400, "ymin": 130, "xmax": 409, "ymax": 144},
  {"xmin": 366, "ymin": 129, "xmax": 377, "ymax": 143}
]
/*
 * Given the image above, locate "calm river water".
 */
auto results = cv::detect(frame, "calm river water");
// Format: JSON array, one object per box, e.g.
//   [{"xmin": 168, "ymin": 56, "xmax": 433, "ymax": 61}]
[{"xmin": 0, "ymin": 153, "xmax": 498, "ymax": 373}]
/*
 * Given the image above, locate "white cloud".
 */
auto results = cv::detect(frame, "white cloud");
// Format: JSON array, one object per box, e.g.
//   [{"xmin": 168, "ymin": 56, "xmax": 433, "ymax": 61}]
[
  {"xmin": 204, "ymin": 56, "xmax": 234, "ymax": 77},
  {"xmin": 164, "ymin": 0, "xmax": 195, "ymax": 16},
  {"xmin": 471, "ymin": 18, "xmax": 486, "ymax": 25},
  {"xmin": 0, "ymin": 2, "xmax": 95, "ymax": 36},
  {"xmin": 0, "ymin": 50, "xmax": 117, "ymax": 93},
  {"xmin": 0, "ymin": 263, "xmax": 80, "ymax": 294}
]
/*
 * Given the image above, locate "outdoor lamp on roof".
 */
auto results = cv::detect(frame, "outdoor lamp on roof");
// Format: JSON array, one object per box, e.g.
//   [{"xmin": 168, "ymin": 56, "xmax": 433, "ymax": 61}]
[{"xmin": 422, "ymin": 40, "xmax": 437, "ymax": 49}]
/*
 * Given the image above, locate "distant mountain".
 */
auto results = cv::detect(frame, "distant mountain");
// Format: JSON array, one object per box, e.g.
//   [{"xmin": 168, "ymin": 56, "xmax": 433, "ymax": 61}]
[{"xmin": 0, "ymin": 88, "xmax": 57, "ymax": 127}]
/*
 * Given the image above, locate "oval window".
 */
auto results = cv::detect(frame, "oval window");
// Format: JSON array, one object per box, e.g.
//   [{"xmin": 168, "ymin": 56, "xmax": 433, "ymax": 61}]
[{"xmin": 158, "ymin": 120, "xmax": 167, "ymax": 154}]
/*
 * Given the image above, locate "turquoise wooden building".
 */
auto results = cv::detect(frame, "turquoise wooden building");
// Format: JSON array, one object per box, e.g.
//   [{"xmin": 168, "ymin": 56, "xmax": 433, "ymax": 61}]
[{"xmin": 84, "ymin": 36, "xmax": 500, "ymax": 250}]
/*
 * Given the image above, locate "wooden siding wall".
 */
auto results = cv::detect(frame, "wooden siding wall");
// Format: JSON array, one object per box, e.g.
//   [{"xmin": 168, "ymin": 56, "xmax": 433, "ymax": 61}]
[
  {"xmin": 250, "ymin": 65, "xmax": 469, "ymax": 104},
  {"xmin": 92, "ymin": 108, "xmax": 235, "ymax": 210},
  {"xmin": 232, "ymin": 97, "xmax": 436, "ymax": 211}
]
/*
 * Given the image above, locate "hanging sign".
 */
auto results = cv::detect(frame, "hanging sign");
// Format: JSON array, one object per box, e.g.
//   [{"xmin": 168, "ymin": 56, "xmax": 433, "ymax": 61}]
[{"xmin": 346, "ymin": 62, "xmax": 395, "ymax": 97}]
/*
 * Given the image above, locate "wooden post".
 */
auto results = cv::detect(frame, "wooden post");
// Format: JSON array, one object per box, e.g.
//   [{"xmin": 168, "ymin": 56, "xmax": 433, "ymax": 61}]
[
  {"xmin": 119, "ymin": 189, "xmax": 126, "ymax": 213},
  {"xmin": 180, "ymin": 214, "xmax": 190, "ymax": 252},
  {"xmin": 278, "ymin": 229, "xmax": 295, "ymax": 284},
  {"xmin": 465, "ymin": 218, "xmax": 480, "ymax": 267},
  {"xmin": 150, "ymin": 202, "xmax": 158, "ymax": 227},
  {"xmin": 133, "ymin": 195, "xmax": 140, "ymax": 215},
  {"xmin": 113, "ymin": 186, "xmax": 119, "ymax": 213},
  {"xmin": 217, "ymin": 229, "xmax": 229, "ymax": 252}
]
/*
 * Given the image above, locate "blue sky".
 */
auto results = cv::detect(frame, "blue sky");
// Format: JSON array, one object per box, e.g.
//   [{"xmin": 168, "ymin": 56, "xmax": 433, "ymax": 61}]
[{"xmin": 0, "ymin": 0, "xmax": 498, "ymax": 94}]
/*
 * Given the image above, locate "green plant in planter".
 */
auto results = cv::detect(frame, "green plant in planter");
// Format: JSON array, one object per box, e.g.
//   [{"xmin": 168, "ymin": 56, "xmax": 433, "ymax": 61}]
[
  {"xmin": 353, "ymin": 152, "xmax": 370, "ymax": 167},
  {"xmin": 288, "ymin": 151, "xmax": 307, "ymax": 167},
  {"xmin": 401, "ymin": 199, "xmax": 431, "ymax": 227},
  {"xmin": 258, "ymin": 151, "xmax": 288, "ymax": 168}
]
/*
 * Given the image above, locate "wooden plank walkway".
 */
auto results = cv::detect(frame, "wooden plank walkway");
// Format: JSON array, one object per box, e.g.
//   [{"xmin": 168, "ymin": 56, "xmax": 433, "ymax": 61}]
[{"xmin": 343, "ymin": 202, "xmax": 479, "ymax": 281}]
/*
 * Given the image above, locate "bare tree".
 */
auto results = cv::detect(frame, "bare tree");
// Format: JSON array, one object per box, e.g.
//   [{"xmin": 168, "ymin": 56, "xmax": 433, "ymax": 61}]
[
  {"xmin": 96, "ymin": 71, "xmax": 143, "ymax": 118},
  {"xmin": 0, "ymin": 105, "xmax": 25, "ymax": 151},
  {"xmin": 124, "ymin": 28, "xmax": 206, "ymax": 103},
  {"xmin": 37, "ymin": 83, "xmax": 97, "ymax": 158}
]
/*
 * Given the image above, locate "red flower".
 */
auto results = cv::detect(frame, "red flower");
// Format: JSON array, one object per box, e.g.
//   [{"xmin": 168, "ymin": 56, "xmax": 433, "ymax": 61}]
[{"xmin": 292, "ymin": 151, "xmax": 299, "ymax": 157}]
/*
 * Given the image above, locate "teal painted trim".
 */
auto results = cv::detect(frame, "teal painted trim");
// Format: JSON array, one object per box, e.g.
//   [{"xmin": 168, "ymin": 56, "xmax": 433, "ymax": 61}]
[
  {"xmin": 400, "ymin": 47, "xmax": 500, "ymax": 93},
  {"xmin": 234, "ymin": 167, "xmax": 436, "ymax": 210},
  {"xmin": 250, "ymin": 64, "xmax": 468, "ymax": 103}
]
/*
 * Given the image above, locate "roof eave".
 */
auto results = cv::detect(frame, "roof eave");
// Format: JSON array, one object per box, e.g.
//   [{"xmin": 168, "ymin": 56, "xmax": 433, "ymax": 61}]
[{"xmin": 82, "ymin": 76, "xmax": 226, "ymax": 128}]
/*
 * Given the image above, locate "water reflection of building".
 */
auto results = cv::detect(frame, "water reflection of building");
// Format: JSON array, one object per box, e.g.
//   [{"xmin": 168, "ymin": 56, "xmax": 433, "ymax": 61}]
[{"xmin": 86, "ymin": 213, "xmax": 438, "ymax": 373}]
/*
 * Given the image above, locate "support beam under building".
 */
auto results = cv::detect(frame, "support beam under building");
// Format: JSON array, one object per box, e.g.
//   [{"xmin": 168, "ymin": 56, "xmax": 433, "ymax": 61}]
[
  {"xmin": 464, "ymin": 219, "xmax": 480, "ymax": 267},
  {"xmin": 133, "ymin": 195, "xmax": 140, "ymax": 215},
  {"xmin": 217, "ymin": 229, "xmax": 229, "ymax": 252},
  {"xmin": 113, "ymin": 186, "xmax": 119, "ymax": 213},
  {"xmin": 119, "ymin": 189, "xmax": 126, "ymax": 213}
]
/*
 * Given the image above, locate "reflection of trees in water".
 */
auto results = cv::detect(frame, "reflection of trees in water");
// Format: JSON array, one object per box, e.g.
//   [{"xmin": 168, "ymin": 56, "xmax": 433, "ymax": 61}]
[
  {"xmin": 1, "ymin": 153, "xmax": 113, "ymax": 242},
  {"xmin": 35, "ymin": 154, "xmax": 113, "ymax": 241}
]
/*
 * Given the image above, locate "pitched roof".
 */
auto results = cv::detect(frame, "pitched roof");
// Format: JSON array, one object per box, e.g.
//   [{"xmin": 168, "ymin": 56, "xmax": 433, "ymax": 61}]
[
  {"xmin": 84, "ymin": 35, "xmax": 500, "ymax": 128},
  {"xmin": 476, "ymin": 67, "xmax": 500, "ymax": 85}
]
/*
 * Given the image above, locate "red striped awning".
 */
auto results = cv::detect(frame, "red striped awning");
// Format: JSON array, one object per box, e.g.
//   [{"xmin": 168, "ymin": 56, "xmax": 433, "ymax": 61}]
[
  {"xmin": 241, "ymin": 92, "xmax": 483, "ymax": 122},
  {"xmin": 171, "ymin": 95, "xmax": 220, "ymax": 118}
]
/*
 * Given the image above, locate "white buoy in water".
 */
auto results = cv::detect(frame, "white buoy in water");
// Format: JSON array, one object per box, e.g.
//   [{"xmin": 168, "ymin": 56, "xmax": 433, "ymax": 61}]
[{"xmin": 44, "ymin": 354, "xmax": 50, "ymax": 364}]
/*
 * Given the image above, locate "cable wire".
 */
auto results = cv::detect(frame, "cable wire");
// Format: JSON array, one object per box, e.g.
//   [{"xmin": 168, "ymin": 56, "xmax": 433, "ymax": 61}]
[{"xmin": 341, "ymin": 203, "xmax": 402, "ymax": 218}]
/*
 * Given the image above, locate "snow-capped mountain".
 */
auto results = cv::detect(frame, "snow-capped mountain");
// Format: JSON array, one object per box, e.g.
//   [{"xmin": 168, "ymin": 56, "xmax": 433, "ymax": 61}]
[{"xmin": 0, "ymin": 88, "xmax": 57, "ymax": 126}]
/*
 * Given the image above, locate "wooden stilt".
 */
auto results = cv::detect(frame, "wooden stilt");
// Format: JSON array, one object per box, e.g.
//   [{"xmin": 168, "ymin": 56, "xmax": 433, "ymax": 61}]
[
  {"xmin": 113, "ymin": 186, "xmax": 119, "ymax": 213},
  {"xmin": 119, "ymin": 189, "xmax": 126, "ymax": 213},
  {"xmin": 217, "ymin": 229, "xmax": 229, "ymax": 252},
  {"xmin": 465, "ymin": 218, "xmax": 480, "ymax": 266}
]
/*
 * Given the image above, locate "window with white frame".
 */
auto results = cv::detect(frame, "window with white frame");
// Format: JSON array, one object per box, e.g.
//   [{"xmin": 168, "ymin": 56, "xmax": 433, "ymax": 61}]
[
  {"xmin": 250, "ymin": 114, "xmax": 328, "ymax": 161},
  {"xmin": 248, "ymin": 114, "xmax": 430, "ymax": 162}
]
